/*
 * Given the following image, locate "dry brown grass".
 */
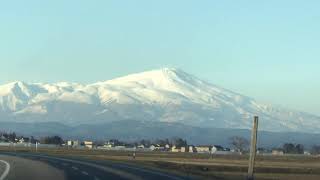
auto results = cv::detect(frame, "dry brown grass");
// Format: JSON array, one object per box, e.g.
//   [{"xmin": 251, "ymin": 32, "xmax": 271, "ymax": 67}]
[{"xmin": 1, "ymin": 146, "xmax": 320, "ymax": 180}]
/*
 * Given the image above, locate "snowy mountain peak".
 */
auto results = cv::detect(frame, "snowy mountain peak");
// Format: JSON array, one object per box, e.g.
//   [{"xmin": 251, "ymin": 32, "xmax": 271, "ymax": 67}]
[
  {"xmin": 98, "ymin": 68, "xmax": 221, "ymax": 96},
  {"xmin": 97, "ymin": 68, "xmax": 185, "ymax": 86},
  {"xmin": 0, "ymin": 68, "xmax": 319, "ymax": 133},
  {"xmin": 0, "ymin": 81, "xmax": 26, "ymax": 92}
]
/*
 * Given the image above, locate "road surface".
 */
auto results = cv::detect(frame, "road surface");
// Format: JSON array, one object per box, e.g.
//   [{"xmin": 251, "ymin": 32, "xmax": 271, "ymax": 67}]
[{"xmin": 0, "ymin": 152, "xmax": 193, "ymax": 180}]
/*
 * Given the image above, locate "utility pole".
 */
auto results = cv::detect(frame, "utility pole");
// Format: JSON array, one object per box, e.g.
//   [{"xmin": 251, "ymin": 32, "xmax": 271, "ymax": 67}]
[
  {"xmin": 133, "ymin": 147, "xmax": 136, "ymax": 160},
  {"xmin": 247, "ymin": 116, "xmax": 259, "ymax": 180},
  {"xmin": 36, "ymin": 141, "xmax": 38, "ymax": 152}
]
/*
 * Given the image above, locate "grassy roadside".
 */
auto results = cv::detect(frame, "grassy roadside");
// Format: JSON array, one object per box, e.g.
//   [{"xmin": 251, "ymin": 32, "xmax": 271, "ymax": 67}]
[{"xmin": 1, "ymin": 146, "xmax": 320, "ymax": 180}]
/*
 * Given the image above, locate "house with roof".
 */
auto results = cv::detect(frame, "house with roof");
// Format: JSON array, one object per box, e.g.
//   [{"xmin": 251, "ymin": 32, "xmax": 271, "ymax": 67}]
[
  {"xmin": 272, "ymin": 149, "xmax": 284, "ymax": 155},
  {"xmin": 195, "ymin": 145, "xmax": 213, "ymax": 153},
  {"xmin": 195, "ymin": 145, "xmax": 230, "ymax": 154},
  {"xmin": 171, "ymin": 145, "xmax": 187, "ymax": 152},
  {"xmin": 150, "ymin": 144, "xmax": 165, "ymax": 151},
  {"xmin": 211, "ymin": 145, "xmax": 224, "ymax": 153},
  {"xmin": 84, "ymin": 141, "xmax": 94, "ymax": 149},
  {"xmin": 67, "ymin": 140, "xmax": 80, "ymax": 147},
  {"xmin": 188, "ymin": 145, "xmax": 196, "ymax": 153}
]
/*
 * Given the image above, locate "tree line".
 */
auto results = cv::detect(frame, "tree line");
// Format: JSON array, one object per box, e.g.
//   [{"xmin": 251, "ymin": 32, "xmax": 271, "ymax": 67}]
[
  {"xmin": 2, "ymin": 131, "xmax": 320, "ymax": 154},
  {"xmin": 229, "ymin": 136, "xmax": 308, "ymax": 154},
  {"xmin": 0, "ymin": 131, "xmax": 64, "ymax": 145},
  {"xmin": 103, "ymin": 137, "xmax": 188, "ymax": 147}
]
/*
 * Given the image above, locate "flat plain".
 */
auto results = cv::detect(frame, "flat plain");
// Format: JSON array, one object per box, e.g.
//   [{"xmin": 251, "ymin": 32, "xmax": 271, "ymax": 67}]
[{"xmin": 1, "ymin": 146, "xmax": 320, "ymax": 180}]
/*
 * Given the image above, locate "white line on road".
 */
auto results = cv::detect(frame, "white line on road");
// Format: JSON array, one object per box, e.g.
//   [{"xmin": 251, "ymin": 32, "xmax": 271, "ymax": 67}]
[
  {"xmin": 94, "ymin": 176, "xmax": 100, "ymax": 180},
  {"xmin": 19, "ymin": 154, "xmax": 144, "ymax": 180},
  {"xmin": 0, "ymin": 160, "xmax": 10, "ymax": 180},
  {"xmin": 62, "ymin": 163, "xmax": 69, "ymax": 166},
  {"xmin": 71, "ymin": 166, "xmax": 79, "ymax": 171},
  {"xmin": 81, "ymin": 171, "xmax": 89, "ymax": 175}
]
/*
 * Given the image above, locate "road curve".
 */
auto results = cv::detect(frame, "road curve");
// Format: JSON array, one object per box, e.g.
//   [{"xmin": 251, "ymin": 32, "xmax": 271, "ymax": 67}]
[
  {"xmin": 0, "ymin": 152, "xmax": 193, "ymax": 180},
  {"xmin": 0, "ymin": 154, "xmax": 65, "ymax": 180},
  {"xmin": 0, "ymin": 160, "xmax": 10, "ymax": 180}
]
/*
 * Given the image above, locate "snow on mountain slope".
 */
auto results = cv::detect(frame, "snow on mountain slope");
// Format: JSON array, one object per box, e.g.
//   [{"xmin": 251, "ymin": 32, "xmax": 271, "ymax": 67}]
[{"xmin": 0, "ymin": 68, "xmax": 319, "ymax": 133}]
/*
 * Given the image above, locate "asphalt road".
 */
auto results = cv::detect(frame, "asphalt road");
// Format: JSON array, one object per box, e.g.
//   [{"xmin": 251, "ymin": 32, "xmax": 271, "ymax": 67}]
[{"xmin": 0, "ymin": 152, "xmax": 193, "ymax": 180}]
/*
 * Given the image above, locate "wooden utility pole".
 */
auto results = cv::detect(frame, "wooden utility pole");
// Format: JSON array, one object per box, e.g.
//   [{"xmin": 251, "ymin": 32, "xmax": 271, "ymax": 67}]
[
  {"xmin": 247, "ymin": 116, "xmax": 259, "ymax": 180},
  {"xmin": 36, "ymin": 141, "xmax": 38, "ymax": 152}
]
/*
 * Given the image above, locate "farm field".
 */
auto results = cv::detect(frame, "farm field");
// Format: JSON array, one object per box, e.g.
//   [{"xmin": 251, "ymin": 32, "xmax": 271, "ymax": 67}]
[{"xmin": 1, "ymin": 146, "xmax": 320, "ymax": 180}]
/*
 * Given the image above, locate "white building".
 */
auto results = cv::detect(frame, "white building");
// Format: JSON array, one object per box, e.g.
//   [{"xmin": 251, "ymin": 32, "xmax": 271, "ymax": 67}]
[
  {"xmin": 67, "ymin": 140, "xmax": 73, "ymax": 146},
  {"xmin": 67, "ymin": 140, "xmax": 80, "ymax": 147},
  {"xmin": 171, "ymin": 145, "xmax": 187, "ymax": 153},
  {"xmin": 272, "ymin": 149, "xmax": 284, "ymax": 155},
  {"xmin": 84, "ymin": 141, "xmax": 93, "ymax": 149},
  {"xmin": 195, "ymin": 146, "xmax": 212, "ymax": 153},
  {"xmin": 188, "ymin": 146, "xmax": 196, "ymax": 153},
  {"xmin": 18, "ymin": 138, "xmax": 25, "ymax": 144},
  {"xmin": 104, "ymin": 144, "xmax": 113, "ymax": 148},
  {"xmin": 211, "ymin": 145, "xmax": 226, "ymax": 154},
  {"xmin": 165, "ymin": 144, "xmax": 170, "ymax": 149},
  {"xmin": 73, "ymin": 140, "xmax": 79, "ymax": 147},
  {"xmin": 304, "ymin": 151, "xmax": 311, "ymax": 156},
  {"xmin": 150, "ymin": 144, "xmax": 165, "ymax": 151}
]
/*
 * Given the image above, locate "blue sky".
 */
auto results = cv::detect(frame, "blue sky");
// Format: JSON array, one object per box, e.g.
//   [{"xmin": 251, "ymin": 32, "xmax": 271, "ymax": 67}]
[{"xmin": 0, "ymin": 1, "xmax": 319, "ymax": 115}]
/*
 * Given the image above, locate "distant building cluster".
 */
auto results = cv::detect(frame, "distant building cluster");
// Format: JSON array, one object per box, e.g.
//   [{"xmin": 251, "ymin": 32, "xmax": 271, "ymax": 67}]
[
  {"xmin": 65, "ymin": 139, "xmax": 236, "ymax": 154},
  {"xmin": 0, "ymin": 132, "xmax": 37, "ymax": 145},
  {"xmin": 0, "ymin": 131, "xmax": 317, "ymax": 156}
]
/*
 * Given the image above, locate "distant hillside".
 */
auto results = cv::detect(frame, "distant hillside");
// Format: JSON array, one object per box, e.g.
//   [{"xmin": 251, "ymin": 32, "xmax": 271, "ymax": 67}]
[{"xmin": 1, "ymin": 121, "xmax": 319, "ymax": 148}]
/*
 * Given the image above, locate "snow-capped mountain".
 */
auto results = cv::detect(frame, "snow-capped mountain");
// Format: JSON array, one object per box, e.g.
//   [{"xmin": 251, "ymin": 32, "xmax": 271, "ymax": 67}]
[{"xmin": 0, "ymin": 68, "xmax": 319, "ymax": 133}]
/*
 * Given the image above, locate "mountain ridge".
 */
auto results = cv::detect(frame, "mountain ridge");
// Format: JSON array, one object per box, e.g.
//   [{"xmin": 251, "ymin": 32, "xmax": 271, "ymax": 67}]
[{"xmin": 0, "ymin": 68, "xmax": 319, "ymax": 133}]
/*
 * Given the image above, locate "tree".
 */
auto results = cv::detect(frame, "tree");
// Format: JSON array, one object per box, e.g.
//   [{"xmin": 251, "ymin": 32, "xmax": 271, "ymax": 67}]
[
  {"xmin": 283, "ymin": 143, "xmax": 304, "ymax": 154},
  {"xmin": 154, "ymin": 138, "xmax": 170, "ymax": 146},
  {"xmin": 109, "ymin": 139, "xmax": 125, "ymax": 146},
  {"xmin": 40, "ymin": 136, "xmax": 64, "ymax": 145},
  {"xmin": 283, "ymin": 143, "xmax": 295, "ymax": 154},
  {"xmin": 171, "ymin": 137, "xmax": 187, "ymax": 147},
  {"xmin": 230, "ymin": 136, "xmax": 249, "ymax": 153},
  {"xmin": 296, "ymin": 144, "xmax": 304, "ymax": 154},
  {"xmin": 8, "ymin": 132, "xmax": 16, "ymax": 142},
  {"xmin": 30, "ymin": 136, "xmax": 38, "ymax": 144},
  {"xmin": 139, "ymin": 139, "xmax": 151, "ymax": 147},
  {"xmin": 311, "ymin": 145, "xmax": 320, "ymax": 155}
]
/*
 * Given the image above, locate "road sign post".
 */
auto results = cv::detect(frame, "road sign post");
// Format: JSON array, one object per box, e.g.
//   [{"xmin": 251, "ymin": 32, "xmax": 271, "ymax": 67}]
[{"xmin": 247, "ymin": 116, "xmax": 259, "ymax": 180}]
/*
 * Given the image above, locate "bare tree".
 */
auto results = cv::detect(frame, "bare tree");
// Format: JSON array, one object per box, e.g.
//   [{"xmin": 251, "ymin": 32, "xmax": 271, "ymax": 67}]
[
  {"xmin": 230, "ymin": 136, "xmax": 249, "ymax": 154},
  {"xmin": 311, "ymin": 145, "xmax": 320, "ymax": 155},
  {"xmin": 283, "ymin": 143, "xmax": 304, "ymax": 154}
]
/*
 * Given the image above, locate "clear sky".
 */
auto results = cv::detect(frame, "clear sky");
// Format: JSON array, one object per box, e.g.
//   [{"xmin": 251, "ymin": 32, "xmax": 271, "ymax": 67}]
[{"xmin": 0, "ymin": 1, "xmax": 319, "ymax": 115}]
